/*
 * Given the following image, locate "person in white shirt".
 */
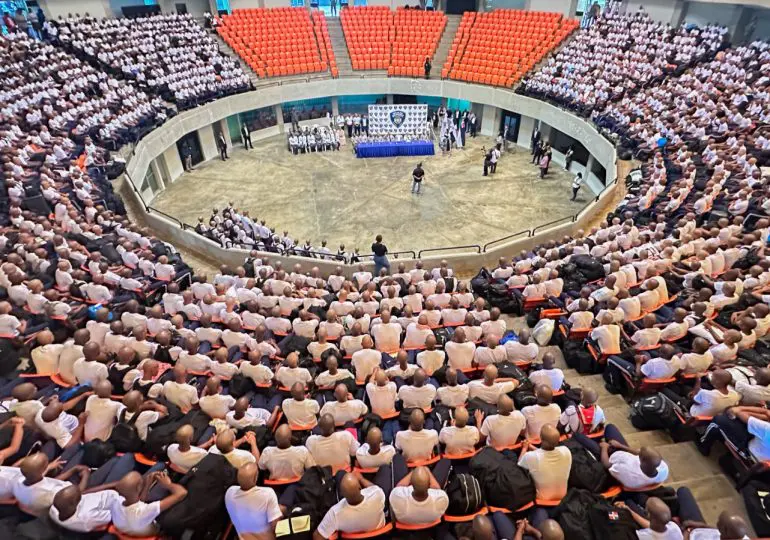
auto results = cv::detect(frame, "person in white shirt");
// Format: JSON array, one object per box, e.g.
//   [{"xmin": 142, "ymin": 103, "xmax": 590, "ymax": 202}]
[
  {"xmin": 585, "ymin": 431, "xmax": 669, "ymax": 490},
  {"xmin": 590, "ymin": 313, "xmax": 621, "ymax": 354},
  {"xmin": 13, "ymin": 452, "xmax": 86, "ymax": 517},
  {"xmin": 259, "ymin": 425, "xmax": 316, "ymax": 480},
  {"xmin": 198, "ymin": 376, "xmax": 236, "ymax": 419},
  {"xmin": 521, "ymin": 385, "xmax": 561, "ymax": 440},
  {"xmin": 503, "ymin": 329, "xmax": 539, "ymax": 366},
  {"xmin": 416, "ymin": 335, "xmax": 446, "ymax": 376},
  {"xmin": 72, "ymin": 342, "xmax": 109, "ymax": 386},
  {"xmin": 351, "ymin": 336, "xmax": 381, "ymax": 384},
  {"xmin": 397, "ymin": 369, "xmax": 437, "ymax": 410},
  {"xmin": 445, "ymin": 328, "xmax": 476, "ymax": 373},
  {"xmin": 473, "ymin": 336, "xmax": 507, "ymax": 367},
  {"xmin": 276, "ymin": 352, "xmax": 313, "ymax": 389},
  {"xmin": 111, "ymin": 470, "xmax": 187, "ymax": 537},
  {"xmin": 528, "ymin": 353, "xmax": 565, "ymax": 391},
  {"xmin": 468, "ymin": 364, "xmax": 518, "ymax": 404},
  {"xmin": 366, "ymin": 369, "xmax": 398, "ymax": 419},
  {"xmin": 389, "ymin": 466, "xmax": 449, "ymax": 526},
  {"xmin": 283, "ymin": 382, "xmax": 322, "ymax": 427},
  {"xmin": 315, "ymin": 472, "xmax": 386, "ymax": 539},
  {"xmin": 306, "ymin": 414, "xmax": 359, "ymax": 473},
  {"xmin": 161, "ymin": 365, "xmax": 200, "ymax": 412},
  {"xmin": 167, "ymin": 424, "xmax": 214, "ymax": 473},
  {"xmin": 50, "ymin": 483, "xmax": 121, "ymax": 533},
  {"xmin": 226, "ymin": 462, "xmax": 282, "ymax": 538},
  {"xmin": 690, "ymin": 370, "xmax": 740, "ymax": 418},
  {"xmin": 370, "ymin": 310, "xmax": 402, "ymax": 353},
  {"xmin": 320, "ymin": 384, "xmax": 368, "ymax": 425},
  {"xmin": 439, "ymin": 406, "xmax": 480, "ymax": 455},
  {"xmin": 479, "ymin": 395, "xmax": 526, "ymax": 449},
  {"xmin": 356, "ymin": 427, "xmax": 396, "ymax": 469},
  {"xmin": 395, "ymin": 409, "xmax": 439, "ymax": 463},
  {"xmin": 517, "ymin": 425, "xmax": 572, "ymax": 501},
  {"xmin": 436, "ymin": 368, "xmax": 469, "ymax": 408},
  {"xmin": 734, "ymin": 367, "xmax": 770, "ymax": 406},
  {"xmin": 35, "ymin": 401, "xmax": 85, "ymax": 450},
  {"xmin": 622, "ymin": 496, "xmax": 685, "ymax": 540},
  {"xmin": 83, "ymin": 380, "xmax": 123, "ymax": 442},
  {"xmin": 210, "ymin": 429, "xmax": 261, "ymax": 469}
]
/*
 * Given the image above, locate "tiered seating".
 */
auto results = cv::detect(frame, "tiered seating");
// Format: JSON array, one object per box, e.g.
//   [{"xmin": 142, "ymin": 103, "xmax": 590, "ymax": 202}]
[
  {"xmin": 312, "ymin": 11, "xmax": 338, "ymax": 78},
  {"xmin": 444, "ymin": 10, "xmax": 577, "ymax": 87},
  {"xmin": 388, "ymin": 8, "xmax": 447, "ymax": 77},
  {"xmin": 341, "ymin": 6, "xmax": 393, "ymax": 71},
  {"xmin": 217, "ymin": 8, "xmax": 328, "ymax": 78},
  {"xmin": 441, "ymin": 12, "xmax": 475, "ymax": 80}
]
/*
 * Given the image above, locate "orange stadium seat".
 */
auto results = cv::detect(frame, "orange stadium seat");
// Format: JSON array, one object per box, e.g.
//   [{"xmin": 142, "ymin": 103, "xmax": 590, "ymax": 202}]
[
  {"xmin": 217, "ymin": 8, "xmax": 333, "ymax": 79},
  {"xmin": 341, "ymin": 6, "xmax": 446, "ymax": 74},
  {"xmin": 442, "ymin": 9, "xmax": 578, "ymax": 88}
]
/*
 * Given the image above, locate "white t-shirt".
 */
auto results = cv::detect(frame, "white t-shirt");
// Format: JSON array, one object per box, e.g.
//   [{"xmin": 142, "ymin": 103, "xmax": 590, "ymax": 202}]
[
  {"xmin": 355, "ymin": 444, "xmax": 396, "ymax": 468},
  {"xmin": 521, "ymin": 404, "xmax": 561, "ymax": 439},
  {"xmin": 72, "ymin": 359, "xmax": 108, "ymax": 386},
  {"xmin": 439, "ymin": 425, "xmax": 480, "ymax": 454},
  {"xmin": 35, "ymin": 409, "xmax": 78, "ymax": 448},
  {"xmin": 209, "ymin": 447, "xmax": 257, "ymax": 469},
  {"xmin": 167, "ymin": 444, "xmax": 208, "ymax": 472},
  {"xmin": 518, "ymin": 447, "xmax": 572, "ymax": 500},
  {"xmin": 351, "ymin": 349, "xmax": 382, "ymax": 382},
  {"xmin": 480, "ymin": 412, "xmax": 526, "ymax": 448},
  {"xmin": 282, "ymin": 398, "xmax": 320, "ymax": 427},
  {"xmin": 748, "ymin": 416, "xmax": 770, "ymax": 462},
  {"xmin": 436, "ymin": 384, "xmax": 469, "ymax": 408},
  {"xmin": 162, "ymin": 381, "xmax": 199, "ymax": 410},
  {"xmin": 123, "ymin": 410, "xmax": 161, "ymax": 441},
  {"xmin": 395, "ymin": 429, "xmax": 439, "ymax": 461},
  {"xmin": 225, "ymin": 486, "xmax": 283, "ymax": 537},
  {"xmin": 50, "ymin": 489, "xmax": 120, "ymax": 532},
  {"xmin": 689, "ymin": 388, "xmax": 740, "ymax": 417},
  {"xmin": 467, "ymin": 380, "xmax": 515, "ymax": 404},
  {"xmin": 306, "ymin": 431, "xmax": 359, "ymax": 471},
  {"xmin": 416, "ymin": 350, "xmax": 446, "ymax": 375},
  {"xmin": 398, "ymin": 384, "xmax": 437, "ymax": 410},
  {"xmin": 389, "ymin": 486, "xmax": 449, "ymax": 525},
  {"xmin": 199, "ymin": 394, "xmax": 236, "ymax": 419},
  {"xmin": 608, "ymin": 451, "xmax": 669, "ymax": 489},
  {"xmin": 370, "ymin": 322, "xmax": 402, "ymax": 352},
  {"xmin": 366, "ymin": 382, "xmax": 398, "ymax": 416},
  {"xmin": 110, "ymin": 498, "xmax": 162, "ymax": 537},
  {"xmin": 316, "ymin": 485, "xmax": 386, "ymax": 538},
  {"xmin": 635, "ymin": 521, "xmax": 684, "ymax": 540},
  {"xmin": 319, "ymin": 400, "xmax": 368, "ymax": 425},
  {"xmin": 529, "ymin": 369, "xmax": 565, "ymax": 390},
  {"xmin": 258, "ymin": 446, "xmax": 316, "ymax": 479},
  {"xmin": 445, "ymin": 341, "xmax": 476, "ymax": 369},
  {"xmin": 84, "ymin": 395, "xmax": 124, "ymax": 442},
  {"xmin": 0, "ymin": 466, "xmax": 22, "ymax": 499},
  {"xmin": 13, "ymin": 476, "xmax": 70, "ymax": 516}
]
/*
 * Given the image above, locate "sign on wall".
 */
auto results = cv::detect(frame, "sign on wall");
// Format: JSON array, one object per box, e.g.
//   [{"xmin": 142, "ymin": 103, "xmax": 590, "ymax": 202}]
[{"xmin": 368, "ymin": 104, "xmax": 428, "ymax": 135}]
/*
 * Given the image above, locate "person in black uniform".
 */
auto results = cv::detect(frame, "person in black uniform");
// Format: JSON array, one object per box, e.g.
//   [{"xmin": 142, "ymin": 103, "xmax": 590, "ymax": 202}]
[
  {"xmin": 411, "ymin": 163, "xmax": 425, "ymax": 194},
  {"xmin": 241, "ymin": 123, "xmax": 253, "ymax": 150},
  {"xmin": 217, "ymin": 133, "xmax": 228, "ymax": 161},
  {"xmin": 424, "ymin": 57, "xmax": 432, "ymax": 79}
]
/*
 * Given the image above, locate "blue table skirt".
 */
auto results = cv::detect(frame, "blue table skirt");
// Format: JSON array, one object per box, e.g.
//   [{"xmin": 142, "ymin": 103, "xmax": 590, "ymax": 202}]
[{"xmin": 355, "ymin": 140, "xmax": 435, "ymax": 158}]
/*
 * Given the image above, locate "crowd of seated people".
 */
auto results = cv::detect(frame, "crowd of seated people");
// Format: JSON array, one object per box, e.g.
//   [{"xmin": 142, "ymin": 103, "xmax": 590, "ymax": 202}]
[
  {"xmin": 54, "ymin": 13, "xmax": 252, "ymax": 110},
  {"xmin": 0, "ymin": 246, "xmax": 750, "ymax": 539},
  {"xmin": 519, "ymin": 8, "xmax": 727, "ymax": 117}
]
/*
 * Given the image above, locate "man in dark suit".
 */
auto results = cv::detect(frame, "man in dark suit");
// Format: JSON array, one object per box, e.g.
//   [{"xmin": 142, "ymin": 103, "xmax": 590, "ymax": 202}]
[
  {"xmin": 217, "ymin": 133, "xmax": 228, "ymax": 161},
  {"xmin": 531, "ymin": 126, "xmax": 541, "ymax": 155},
  {"xmin": 241, "ymin": 123, "xmax": 253, "ymax": 150}
]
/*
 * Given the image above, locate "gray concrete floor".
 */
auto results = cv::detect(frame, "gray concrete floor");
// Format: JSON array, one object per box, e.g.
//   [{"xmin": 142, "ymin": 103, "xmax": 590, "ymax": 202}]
[
  {"xmin": 502, "ymin": 314, "xmax": 753, "ymax": 533},
  {"xmin": 151, "ymin": 134, "xmax": 581, "ymax": 255}
]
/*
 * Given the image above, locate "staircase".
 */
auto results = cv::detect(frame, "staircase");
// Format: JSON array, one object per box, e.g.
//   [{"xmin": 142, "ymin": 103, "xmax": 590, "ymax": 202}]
[
  {"xmin": 432, "ymin": 14, "xmax": 461, "ymax": 77},
  {"xmin": 326, "ymin": 17, "xmax": 354, "ymax": 76},
  {"xmin": 502, "ymin": 314, "xmax": 754, "ymax": 532}
]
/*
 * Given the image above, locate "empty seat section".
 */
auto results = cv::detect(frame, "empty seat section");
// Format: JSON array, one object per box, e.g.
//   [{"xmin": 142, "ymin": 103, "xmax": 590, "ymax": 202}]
[
  {"xmin": 446, "ymin": 10, "xmax": 578, "ymax": 87},
  {"xmin": 217, "ymin": 8, "xmax": 329, "ymax": 78},
  {"xmin": 312, "ymin": 11, "xmax": 338, "ymax": 78},
  {"xmin": 341, "ymin": 6, "xmax": 392, "ymax": 71},
  {"xmin": 389, "ymin": 8, "xmax": 447, "ymax": 77}
]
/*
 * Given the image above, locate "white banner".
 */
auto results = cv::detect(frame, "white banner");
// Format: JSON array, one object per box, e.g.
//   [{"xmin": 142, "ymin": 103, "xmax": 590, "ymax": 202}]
[{"xmin": 368, "ymin": 104, "xmax": 428, "ymax": 135}]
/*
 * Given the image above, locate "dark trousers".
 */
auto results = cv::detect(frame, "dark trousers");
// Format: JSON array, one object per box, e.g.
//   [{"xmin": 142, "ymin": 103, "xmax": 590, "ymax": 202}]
[
  {"xmin": 571, "ymin": 186, "xmax": 580, "ymax": 200},
  {"xmin": 243, "ymin": 135, "xmax": 253, "ymax": 149},
  {"xmin": 219, "ymin": 147, "xmax": 228, "ymax": 160},
  {"xmin": 572, "ymin": 423, "xmax": 627, "ymax": 455},
  {"xmin": 698, "ymin": 414, "xmax": 752, "ymax": 460},
  {"xmin": 483, "ymin": 160, "xmax": 490, "ymax": 176}
]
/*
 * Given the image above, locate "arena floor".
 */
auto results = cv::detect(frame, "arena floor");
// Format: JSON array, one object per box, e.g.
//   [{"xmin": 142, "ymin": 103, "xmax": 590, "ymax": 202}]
[{"xmin": 151, "ymin": 134, "xmax": 580, "ymax": 255}]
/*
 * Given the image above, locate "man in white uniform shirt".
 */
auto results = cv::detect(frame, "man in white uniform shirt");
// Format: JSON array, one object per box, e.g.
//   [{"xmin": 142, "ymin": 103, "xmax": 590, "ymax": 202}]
[
  {"xmin": 528, "ymin": 353, "xmax": 565, "ymax": 391},
  {"xmin": 479, "ymin": 395, "xmax": 526, "ymax": 449},
  {"xmin": 83, "ymin": 380, "xmax": 123, "ymax": 442},
  {"xmin": 389, "ymin": 466, "xmax": 449, "ymax": 526},
  {"xmin": 518, "ymin": 425, "xmax": 572, "ymax": 502},
  {"xmin": 314, "ymin": 472, "xmax": 386, "ymax": 539},
  {"xmin": 436, "ymin": 368, "xmax": 470, "ymax": 408},
  {"xmin": 225, "ymin": 463, "xmax": 282, "ymax": 539},
  {"xmin": 282, "ymin": 383, "xmax": 321, "ymax": 428},
  {"xmin": 468, "ymin": 365, "xmax": 518, "ymax": 404},
  {"xmin": 370, "ymin": 310, "xmax": 402, "ymax": 353},
  {"xmin": 351, "ymin": 336, "xmax": 381, "ymax": 384},
  {"xmin": 111, "ymin": 471, "xmax": 187, "ymax": 538},
  {"xmin": 395, "ymin": 409, "xmax": 439, "ymax": 463},
  {"xmin": 319, "ymin": 384, "xmax": 368, "ymax": 425},
  {"xmin": 259, "ymin": 425, "xmax": 316, "ymax": 480},
  {"xmin": 521, "ymin": 385, "xmax": 562, "ymax": 440},
  {"xmin": 397, "ymin": 369, "xmax": 437, "ymax": 410},
  {"xmin": 306, "ymin": 414, "xmax": 359, "ymax": 473}
]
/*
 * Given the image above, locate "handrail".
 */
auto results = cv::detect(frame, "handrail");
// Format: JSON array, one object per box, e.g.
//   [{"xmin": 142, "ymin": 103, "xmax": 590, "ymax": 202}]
[
  {"xmin": 483, "ymin": 229, "xmax": 531, "ymax": 252},
  {"xmin": 532, "ymin": 216, "xmax": 574, "ymax": 235},
  {"xmin": 418, "ymin": 245, "xmax": 482, "ymax": 257},
  {"xmin": 357, "ymin": 251, "xmax": 417, "ymax": 261},
  {"xmin": 147, "ymin": 206, "xmax": 183, "ymax": 228},
  {"xmin": 123, "ymin": 171, "xmax": 148, "ymax": 212}
]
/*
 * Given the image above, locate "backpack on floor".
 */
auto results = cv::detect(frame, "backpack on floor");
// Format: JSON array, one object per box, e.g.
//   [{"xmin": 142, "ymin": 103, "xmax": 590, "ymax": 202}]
[
  {"xmin": 108, "ymin": 409, "xmax": 143, "ymax": 453},
  {"xmin": 291, "ymin": 466, "xmax": 338, "ymax": 532},
  {"xmin": 571, "ymin": 255, "xmax": 606, "ymax": 282},
  {"xmin": 588, "ymin": 500, "xmax": 637, "ymax": 540},
  {"xmin": 564, "ymin": 440, "xmax": 609, "ymax": 493},
  {"xmin": 157, "ymin": 453, "xmax": 237, "ymax": 537},
  {"xmin": 629, "ymin": 393, "xmax": 677, "ymax": 431},
  {"xmin": 470, "ymin": 447, "xmax": 536, "ymax": 511},
  {"xmin": 447, "ymin": 473, "xmax": 483, "ymax": 515},
  {"xmin": 552, "ymin": 488, "xmax": 602, "ymax": 540}
]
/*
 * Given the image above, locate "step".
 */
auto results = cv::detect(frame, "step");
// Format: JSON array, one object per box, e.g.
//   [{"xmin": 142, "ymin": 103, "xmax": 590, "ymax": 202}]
[{"xmin": 656, "ymin": 442, "xmax": 724, "ymax": 483}]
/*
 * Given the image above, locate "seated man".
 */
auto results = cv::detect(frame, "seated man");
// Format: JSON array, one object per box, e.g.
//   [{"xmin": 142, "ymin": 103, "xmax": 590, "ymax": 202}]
[
  {"xmin": 439, "ymin": 406, "xmax": 479, "ymax": 455},
  {"xmin": 355, "ymin": 427, "xmax": 396, "ymax": 469},
  {"xmin": 436, "ymin": 368, "xmax": 469, "ymax": 409},
  {"xmin": 319, "ymin": 384, "xmax": 368, "ymax": 426},
  {"xmin": 209, "ymin": 430, "xmax": 260, "ymax": 469},
  {"xmin": 226, "ymin": 463, "xmax": 282, "ymax": 539},
  {"xmin": 306, "ymin": 414, "xmax": 359, "ymax": 474},
  {"xmin": 395, "ymin": 409, "xmax": 439, "ymax": 463},
  {"xmin": 259, "ymin": 425, "xmax": 316, "ymax": 480},
  {"xmin": 517, "ymin": 425, "xmax": 571, "ymax": 502},
  {"xmin": 14, "ymin": 453, "xmax": 91, "ymax": 517},
  {"xmin": 35, "ymin": 400, "xmax": 86, "ymax": 452},
  {"xmin": 397, "ymin": 369, "xmax": 437, "ymax": 411},
  {"xmin": 689, "ymin": 370, "xmax": 740, "ymax": 418},
  {"xmin": 590, "ymin": 313, "xmax": 621, "ymax": 356},
  {"xmin": 111, "ymin": 471, "xmax": 187, "ymax": 538},
  {"xmin": 558, "ymin": 388, "xmax": 605, "ymax": 436},
  {"xmin": 479, "ymin": 395, "xmax": 526, "ymax": 449},
  {"xmin": 283, "ymin": 382, "xmax": 321, "ymax": 428},
  {"xmin": 521, "ymin": 385, "xmax": 561, "ymax": 440},
  {"xmin": 314, "ymin": 472, "xmax": 386, "ymax": 540},
  {"xmin": 388, "ymin": 465, "xmax": 449, "ymax": 526},
  {"xmin": 468, "ymin": 365, "xmax": 518, "ymax": 405},
  {"xmin": 504, "ymin": 329, "xmax": 538, "ymax": 366},
  {"xmin": 167, "ymin": 424, "xmax": 216, "ymax": 473},
  {"xmin": 528, "ymin": 353, "xmax": 564, "ymax": 391}
]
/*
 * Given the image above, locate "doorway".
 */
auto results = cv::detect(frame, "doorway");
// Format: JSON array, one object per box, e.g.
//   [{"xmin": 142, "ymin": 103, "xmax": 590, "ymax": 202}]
[{"xmin": 176, "ymin": 132, "xmax": 203, "ymax": 168}]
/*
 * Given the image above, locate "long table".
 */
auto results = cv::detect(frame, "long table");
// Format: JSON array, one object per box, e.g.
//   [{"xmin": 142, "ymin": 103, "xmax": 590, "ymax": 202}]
[{"xmin": 355, "ymin": 140, "xmax": 435, "ymax": 159}]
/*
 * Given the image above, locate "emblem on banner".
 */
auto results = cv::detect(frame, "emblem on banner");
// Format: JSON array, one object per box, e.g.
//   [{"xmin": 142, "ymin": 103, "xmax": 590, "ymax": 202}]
[{"xmin": 390, "ymin": 110, "xmax": 406, "ymax": 128}]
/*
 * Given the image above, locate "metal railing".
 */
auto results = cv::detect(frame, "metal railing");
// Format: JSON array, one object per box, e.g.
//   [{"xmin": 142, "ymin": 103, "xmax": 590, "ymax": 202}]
[
  {"xmin": 532, "ymin": 215, "xmax": 575, "ymax": 235},
  {"xmin": 482, "ymin": 229, "xmax": 531, "ymax": 252},
  {"xmin": 418, "ymin": 244, "xmax": 482, "ymax": 258},
  {"xmin": 147, "ymin": 206, "xmax": 183, "ymax": 228},
  {"xmin": 357, "ymin": 251, "xmax": 418, "ymax": 261}
]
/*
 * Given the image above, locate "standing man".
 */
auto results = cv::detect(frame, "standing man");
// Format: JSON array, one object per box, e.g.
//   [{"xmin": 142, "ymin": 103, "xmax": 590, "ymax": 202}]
[
  {"xmin": 469, "ymin": 112, "xmax": 477, "ymax": 138},
  {"xmin": 330, "ymin": 0, "xmax": 337, "ymax": 16},
  {"xmin": 346, "ymin": 114, "xmax": 353, "ymax": 138},
  {"xmin": 182, "ymin": 143, "xmax": 193, "ymax": 172},
  {"xmin": 490, "ymin": 144, "xmax": 501, "ymax": 174},
  {"xmin": 241, "ymin": 123, "xmax": 253, "ymax": 150},
  {"xmin": 531, "ymin": 125, "xmax": 541, "ymax": 155},
  {"xmin": 570, "ymin": 172, "xmax": 583, "ymax": 201},
  {"xmin": 411, "ymin": 163, "xmax": 425, "ymax": 195},
  {"xmin": 564, "ymin": 145, "xmax": 574, "ymax": 170},
  {"xmin": 371, "ymin": 235, "xmax": 390, "ymax": 276},
  {"xmin": 532, "ymin": 140, "xmax": 544, "ymax": 165},
  {"xmin": 217, "ymin": 132, "xmax": 228, "ymax": 161},
  {"xmin": 424, "ymin": 57, "xmax": 432, "ymax": 79},
  {"xmin": 483, "ymin": 147, "xmax": 491, "ymax": 177},
  {"xmin": 291, "ymin": 108, "xmax": 299, "ymax": 131}
]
